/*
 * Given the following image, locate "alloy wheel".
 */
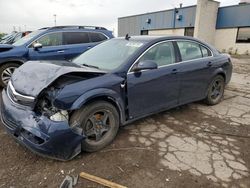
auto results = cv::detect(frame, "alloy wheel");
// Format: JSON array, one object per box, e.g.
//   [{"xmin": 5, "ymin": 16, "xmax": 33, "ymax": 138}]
[
  {"xmin": 84, "ymin": 111, "xmax": 111, "ymax": 142},
  {"xmin": 1, "ymin": 67, "xmax": 17, "ymax": 85},
  {"xmin": 210, "ymin": 79, "xmax": 223, "ymax": 100}
]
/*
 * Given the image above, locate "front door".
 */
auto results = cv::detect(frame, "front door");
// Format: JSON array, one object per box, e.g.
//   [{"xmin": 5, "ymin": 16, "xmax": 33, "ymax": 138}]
[
  {"xmin": 28, "ymin": 32, "xmax": 66, "ymax": 60},
  {"xmin": 127, "ymin": 41, "xmax": 180, "ymax": 119}
]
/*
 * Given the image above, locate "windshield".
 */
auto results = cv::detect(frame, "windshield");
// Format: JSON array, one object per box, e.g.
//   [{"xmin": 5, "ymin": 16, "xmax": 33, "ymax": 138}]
[
  {"xmin": 73, "ymin": 39, "xmax": 145, "ymax": 71},
  {"xmin": 13, "ymin": 30, "xmax": 45, "ymax": 46}
]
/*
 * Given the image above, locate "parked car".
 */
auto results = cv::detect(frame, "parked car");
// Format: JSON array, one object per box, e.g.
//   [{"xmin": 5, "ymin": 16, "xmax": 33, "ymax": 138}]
[
  {"xmin": 0, "ymin": 26, "xmax": 113, "ymax": 87},
  {"xmin": 0, "ymin": 31, "xmax": 32, "ymax": 45},
  {"xmin": 1, "ymin": 36, "xmax": 232, "ymax": 160}
]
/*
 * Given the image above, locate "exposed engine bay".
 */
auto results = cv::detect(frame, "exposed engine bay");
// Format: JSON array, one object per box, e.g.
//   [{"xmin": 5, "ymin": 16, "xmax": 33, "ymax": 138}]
[{"xmin": 34, "ymin": 72, "xmax": 104, "ymax": 122}]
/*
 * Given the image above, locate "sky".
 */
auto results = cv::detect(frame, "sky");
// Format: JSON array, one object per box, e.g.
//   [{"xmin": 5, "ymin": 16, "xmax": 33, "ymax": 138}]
[{"xmin": 0, "ymin": 0, "xmax": 239, "ymax": 36}]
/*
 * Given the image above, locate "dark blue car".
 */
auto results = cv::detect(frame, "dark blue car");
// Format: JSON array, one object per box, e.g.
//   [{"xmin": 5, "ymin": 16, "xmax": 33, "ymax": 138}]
[
  {"xmin": 0, "ymin": 26, "xmax": 113, "ymax": 87},
  {"xmin": 1, "ymin": 36, "xmax": 232, "ymax": 160}
]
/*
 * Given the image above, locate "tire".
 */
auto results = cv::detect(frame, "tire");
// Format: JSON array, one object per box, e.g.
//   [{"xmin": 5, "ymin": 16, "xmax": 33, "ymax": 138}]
[
  {"xmin": 70, "ymin": 101, "xmax": 119, "ymax": 152},
  {"xmin": 0, "ymin": 63, "xmax": 20, "ymax": 87},
  {"xmin": 204, "ymin": 75, "xmax": 225, "ymax": 105}
]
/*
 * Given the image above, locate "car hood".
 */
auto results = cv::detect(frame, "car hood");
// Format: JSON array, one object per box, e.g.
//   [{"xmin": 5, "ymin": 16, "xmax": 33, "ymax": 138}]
[
  {"xmin": 0, "ymin": 44, "xmax": 14, "ymax": 52},
  {"xmin": 11, "ymin": 60, "xmax": 106, "ymax": 97}
]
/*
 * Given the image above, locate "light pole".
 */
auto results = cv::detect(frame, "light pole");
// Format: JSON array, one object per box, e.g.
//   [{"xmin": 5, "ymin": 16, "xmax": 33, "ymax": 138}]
[{"xmin": 53, "ymin": 14, "xmax": 57, "ymax": 26}]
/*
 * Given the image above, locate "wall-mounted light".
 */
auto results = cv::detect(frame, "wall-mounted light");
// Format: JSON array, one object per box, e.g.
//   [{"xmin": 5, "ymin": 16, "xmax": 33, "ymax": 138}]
[
  {"xmin": 176, "ymin": 15, "xmax": 182, "ymax": 21},
  {"xmin": 146, "ymin": 18, "xmax": 151, "ymax": 24}
]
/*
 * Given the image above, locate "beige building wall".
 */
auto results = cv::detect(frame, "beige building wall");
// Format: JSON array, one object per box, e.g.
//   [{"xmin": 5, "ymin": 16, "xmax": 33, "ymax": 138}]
[
  {"xmin": 148, "ymin": 28, "xmax": 185, "ymax": 36},
  {"xmin": 215, "ymin": 28, "xmax": 250, "ymax": 55},
  {"xmin": 194, "ymin": 0, "xmax": 219, "ymax": 45}
]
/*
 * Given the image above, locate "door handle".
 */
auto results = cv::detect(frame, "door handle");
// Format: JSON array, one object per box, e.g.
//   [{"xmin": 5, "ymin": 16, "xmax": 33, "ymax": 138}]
[
  {"xmin": 207, "ymin": 62, "xmax": 212, "ymax": 67},
  {"xmin": 87, "ymin": 46, "xmax": 92, "ymax": 49},
  {"xmin": 171, "ymin": 68, "xmax": 178, "ymax": 74},
  {"xmin": 57, "ymin": 50, "xmax": 65, "ymax": 53}
]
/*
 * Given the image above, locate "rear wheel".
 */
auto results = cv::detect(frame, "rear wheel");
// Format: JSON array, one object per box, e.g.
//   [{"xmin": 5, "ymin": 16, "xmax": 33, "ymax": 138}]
[
  {"xmin": 205, "ymin": 75, "xmax": 225, "ymax": 105},
  {"xmin": 70, "ymin": 101, "xmax": 119, "ymax": 152},
  {"xmin": 0, "ymin": 63, "xmax": 20, "ymax": 87}
]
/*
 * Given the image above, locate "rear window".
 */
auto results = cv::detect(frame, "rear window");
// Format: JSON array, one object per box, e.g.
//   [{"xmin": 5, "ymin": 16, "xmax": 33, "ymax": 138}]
[
  {"xmin": 177, "ymin": 41, "xmax": 212, "ymax": 61},
  {"xmin": 89, "ymin": 32, "xmax": 107, "ymax": 42},
  {"xmin": 200, "ymin": 45, "xmax": 212, "ymax": 57},
  {"xmin": 63, "ymin": 32, "xmax": 90, "ymax": 45}
]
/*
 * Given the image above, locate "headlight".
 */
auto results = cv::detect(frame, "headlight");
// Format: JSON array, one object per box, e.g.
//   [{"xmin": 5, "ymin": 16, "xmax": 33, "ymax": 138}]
[{"xmin": 50, "ymin": 110, "xmax": 68, "ymax": 122}]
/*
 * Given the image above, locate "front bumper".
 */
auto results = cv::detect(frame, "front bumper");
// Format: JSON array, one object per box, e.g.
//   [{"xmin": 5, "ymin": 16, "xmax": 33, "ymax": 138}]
[{"xmin": 0, "ymin": 89, "xmax": 84, "ymax": 161}]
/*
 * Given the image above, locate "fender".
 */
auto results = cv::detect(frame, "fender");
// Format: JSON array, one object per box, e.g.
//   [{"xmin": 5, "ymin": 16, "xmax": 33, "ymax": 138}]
[{"xmin": 70, "ymin": 88, "xmax": 126, "ymax": 124}]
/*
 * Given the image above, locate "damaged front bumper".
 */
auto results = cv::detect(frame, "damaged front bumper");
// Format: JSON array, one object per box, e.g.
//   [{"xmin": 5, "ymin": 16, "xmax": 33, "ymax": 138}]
[{"xmin": 0, "ymin": 89, "xmax": 84, "ymax": 161}]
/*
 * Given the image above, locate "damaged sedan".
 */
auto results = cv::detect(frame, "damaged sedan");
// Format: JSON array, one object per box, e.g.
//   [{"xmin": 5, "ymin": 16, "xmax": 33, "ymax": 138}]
[{"xmin": 1, "ymin": 36, "xmax": 232, "ymax": 160}]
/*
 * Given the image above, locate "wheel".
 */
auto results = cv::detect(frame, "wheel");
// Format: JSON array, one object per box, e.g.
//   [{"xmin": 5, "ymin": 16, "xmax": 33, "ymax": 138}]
[
  {"xmin": 0, "ymin": 63, "xmax": 20, "ymax": 87},
  {"xmin": 70, "ymin": 101, "xmax": 119, "ymax": 152},
  {"xmin": 205, "ymin": 75, "xmax": 225, "ymax": 105}
]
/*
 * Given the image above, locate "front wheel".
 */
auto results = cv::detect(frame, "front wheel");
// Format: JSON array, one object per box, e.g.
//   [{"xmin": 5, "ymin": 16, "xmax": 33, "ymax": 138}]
[
  {"xmin": 70, "ymin": 101, "xmax": 119, "ymax": 152},
  {"xmin": 0, "ymin": 63, "xmax": 20, "ymax": 87},
  {"xmin": 204, "ymin": 75, "xmax": 225, "ymax": 105}
]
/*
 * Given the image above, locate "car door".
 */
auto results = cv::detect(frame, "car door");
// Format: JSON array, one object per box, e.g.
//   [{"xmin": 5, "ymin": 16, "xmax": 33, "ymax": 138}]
[
  {"xmin": 28, "ymin": 32, "xmax": 66, "ymax": 60},
  {"xmin": 176, "ymin": 40, "xmax": 215, "ymax": 104},
  {"xmin": 126, "ymin": 41, "xmax": 180, "ymax": 119}
]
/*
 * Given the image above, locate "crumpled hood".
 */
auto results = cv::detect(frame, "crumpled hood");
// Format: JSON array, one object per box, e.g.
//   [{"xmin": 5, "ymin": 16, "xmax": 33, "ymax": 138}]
[{"xmin": 11, "ymin": 60, "xmax": 106, "ymax": 97}]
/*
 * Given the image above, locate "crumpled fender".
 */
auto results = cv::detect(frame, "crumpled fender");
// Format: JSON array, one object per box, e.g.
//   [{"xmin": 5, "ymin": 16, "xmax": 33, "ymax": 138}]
[{"xmin": 67, "ymin": 88, "xmax": 126, "ymax": 124}]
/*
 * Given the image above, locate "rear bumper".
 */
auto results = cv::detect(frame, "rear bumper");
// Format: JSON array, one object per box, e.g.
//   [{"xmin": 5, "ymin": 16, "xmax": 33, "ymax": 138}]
[{"xmin": 1, "ymin": 89, "xmax": 84, "ymax": 161}]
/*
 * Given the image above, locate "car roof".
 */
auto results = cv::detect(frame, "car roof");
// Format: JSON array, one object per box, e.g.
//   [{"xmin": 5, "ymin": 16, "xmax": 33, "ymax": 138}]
[
  {"xmin": 115, "ymin": 35, "xmax": 216, "ymax": 50},
  {"xmin": 39, "ymin": 25, "xmax": 109, "ymax": 32},
  {"xmin": 116, "ymin": 35, "xmax": 202, "ymax": 42}
]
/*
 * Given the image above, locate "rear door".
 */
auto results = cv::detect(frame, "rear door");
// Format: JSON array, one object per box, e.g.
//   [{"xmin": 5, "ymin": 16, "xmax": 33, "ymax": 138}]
[
  {"xmin": 176, "ymin": 40, "xmax": 215, "ymax": 104},
  {"xmin": 62, "ymin": 32, "xmax": 108, "ymax": 60},
  {"xmin": 62, "ymin": 32, "xmax": 91, "ymax": 60},
  {"xmin": 28, "ymin": 32, "xmax": 66, "ymax": 60},
  {"xmin": 127, "ymin": 41, "xmax": 181, "ymax": 119}
]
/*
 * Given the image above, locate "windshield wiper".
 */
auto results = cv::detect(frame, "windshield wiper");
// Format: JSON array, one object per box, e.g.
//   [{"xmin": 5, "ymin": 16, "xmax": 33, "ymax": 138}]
[{"xmin": 81, "ymin": 63, "xmax": 100, "ymax": 69}]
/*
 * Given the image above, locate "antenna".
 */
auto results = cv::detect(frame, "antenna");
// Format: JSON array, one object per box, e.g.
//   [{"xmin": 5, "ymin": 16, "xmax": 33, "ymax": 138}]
[{"xmin": 125, "ymin": 34, "xmax": 131, "ymax": 40}]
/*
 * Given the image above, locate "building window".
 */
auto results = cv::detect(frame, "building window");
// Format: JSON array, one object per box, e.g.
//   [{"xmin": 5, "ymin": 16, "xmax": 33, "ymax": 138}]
[
  {"xmin": 141, "ymin": 30, "xmax": 148, "ymax": 35},
  {"xmin": 184, "ymin": 27, "xmax": 194, "ymax": 37},
  {"xmin": 236, "ymin": 27, "xmax": 250, "ymax": 43}
]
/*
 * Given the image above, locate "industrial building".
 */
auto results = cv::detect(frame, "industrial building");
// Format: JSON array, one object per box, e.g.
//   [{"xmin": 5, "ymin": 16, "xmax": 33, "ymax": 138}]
[{"xmin": 118, "ymin": 0, "xmax": 250, "ymax": 55}]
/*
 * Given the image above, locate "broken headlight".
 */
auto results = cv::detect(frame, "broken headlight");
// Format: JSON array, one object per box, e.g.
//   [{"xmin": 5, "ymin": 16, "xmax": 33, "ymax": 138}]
[
  {"xmin": 50, "ymin": 110, "xmax": 68, "ymax": 122},
  {"xmin": 35, "ymin": 87, "xmax": 69, "ymax": 122}
]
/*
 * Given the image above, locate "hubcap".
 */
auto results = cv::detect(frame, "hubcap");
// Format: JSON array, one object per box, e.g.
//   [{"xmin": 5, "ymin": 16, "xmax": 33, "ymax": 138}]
[
  {"xmin": 84, "ymin": 111, "xmax": 111, "ymax": 142},
  {"xmin": 211, "ymin": 79, "xmax": 223, "ymax": 100},
  {"xmin": 1, "ymin": 67, "xmax": 17, "ymax": 85}
]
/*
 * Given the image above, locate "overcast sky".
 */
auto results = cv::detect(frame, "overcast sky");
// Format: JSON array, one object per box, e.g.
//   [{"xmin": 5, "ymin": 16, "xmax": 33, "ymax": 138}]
[{"xmin": 0, "ymin": 0, "xmax": 239, "ymax": 35}]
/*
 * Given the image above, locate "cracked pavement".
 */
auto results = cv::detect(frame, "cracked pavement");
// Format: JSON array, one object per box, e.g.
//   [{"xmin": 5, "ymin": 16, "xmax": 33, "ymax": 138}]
[{"xmin": 125, "ymin": 57, "xmax": 250, "ymax": 187}]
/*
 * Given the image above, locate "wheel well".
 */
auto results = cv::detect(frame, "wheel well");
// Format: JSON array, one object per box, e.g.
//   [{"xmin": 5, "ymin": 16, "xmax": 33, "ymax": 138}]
[
  {"xmin": 83, "ymin": 96, "xmax": 123, "ymax": 123},
  {"xmin": 0, "ymin": 61, "xmax": 23, "ymax": 67},
  {"xmin": 217, "ymin": 72, "xmax": 226, "ymax": 82}
]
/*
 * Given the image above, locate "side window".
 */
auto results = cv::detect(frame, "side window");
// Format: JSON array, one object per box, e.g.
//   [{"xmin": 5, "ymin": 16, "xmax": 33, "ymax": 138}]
[
  {"xmin": 177, "ymin": 41, "xmax": 202, "ymax": 61},
  {"xmin": 139, "ymin": 42, "xmax": 176, "ymax": 67},
  {"xmin": 89, "ymin": 32, "xmax": 107, "ymax": 42},
  {"xmin": 63, "ymin": 32, "xmax": 90, "ymax": 45},
  {"xmin": 36, "ymin": 32, "xmax": 63, "ymax": 47},
  {"xmin": 200, "ymin": 45, "xmax": 212, "ymax": 57}
]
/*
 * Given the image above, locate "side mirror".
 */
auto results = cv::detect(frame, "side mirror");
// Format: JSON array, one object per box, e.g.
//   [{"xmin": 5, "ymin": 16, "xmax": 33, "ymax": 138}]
[
  {"xmin": 33, "ymin": 43, "xmax": 42, "ymax": 50},
  {"xmin": 133, "ymin": 60, "xmax": 158, "ymax": 72}
]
